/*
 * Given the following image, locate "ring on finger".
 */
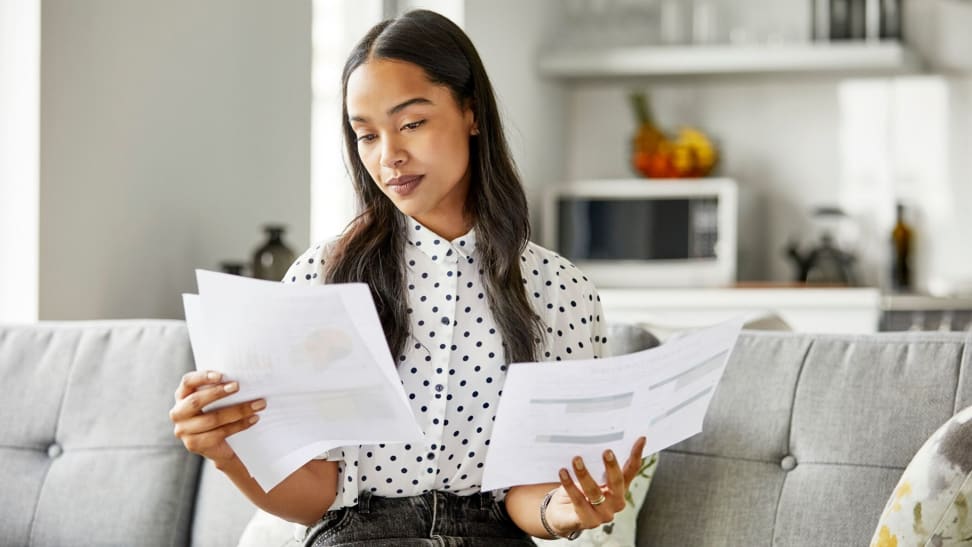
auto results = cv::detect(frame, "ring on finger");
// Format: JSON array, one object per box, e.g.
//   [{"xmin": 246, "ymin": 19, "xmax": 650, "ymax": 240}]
[{"xmin": 589, "ymin": 493, "xmax": 607, "ymax": 506}]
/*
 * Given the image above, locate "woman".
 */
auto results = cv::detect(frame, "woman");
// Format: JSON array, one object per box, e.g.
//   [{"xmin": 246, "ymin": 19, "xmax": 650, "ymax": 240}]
[{"xmin": 170, "ymin": 9, "xmax": 647, "ymax": 545}]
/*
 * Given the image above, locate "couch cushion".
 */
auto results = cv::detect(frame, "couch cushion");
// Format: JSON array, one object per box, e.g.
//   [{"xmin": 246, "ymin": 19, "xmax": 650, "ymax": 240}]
[
  {"xmin": 0, "ymin": 321, "xmax": 201, "ymax": 546},
  {"xmin": 192, "ymin": 460, "xmax": 265, "ymax": 547},
  {"xmin": 791, "ymin": 336, "xmax": 966, "ymax": 468},
  {"xmin": 637, "ymin": 330, "xmax": 972, "ymax": 547},
  {"xmin": 604, "ymin": 323, "xmax": 660, "ymax": 357}
]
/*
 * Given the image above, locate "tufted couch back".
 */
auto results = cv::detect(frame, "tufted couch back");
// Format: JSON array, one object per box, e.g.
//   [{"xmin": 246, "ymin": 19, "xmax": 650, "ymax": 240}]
[
  {"xmin": 3, "ymin": 321, "xmax": 970, "ymax": 546},
  {"xmin": 0, "ymin": 320, "xmax": 662, "ymax": 547},
  {"xmin": 0, "ymin": 321, "xmax": 200, "ymax": 547},
  {"xmin": 637, "ymin": 330, "xmax": 972, "ymax": 546}
]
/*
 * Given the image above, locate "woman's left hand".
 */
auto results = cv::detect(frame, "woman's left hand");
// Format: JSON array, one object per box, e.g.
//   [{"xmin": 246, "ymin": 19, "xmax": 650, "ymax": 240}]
[{"xmin": 542, "ymin": 436, "xmax": 648, "ymax": 538}]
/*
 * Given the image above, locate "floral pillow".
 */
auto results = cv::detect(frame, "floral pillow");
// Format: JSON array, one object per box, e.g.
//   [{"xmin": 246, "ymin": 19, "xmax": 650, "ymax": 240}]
[
  {"xmin": 870, "ymin": 405, "xmax": 972, "ymax": 547},
  {"xmin": 533, "ymin": 453, "xmax": 659, "ymax": 547}
]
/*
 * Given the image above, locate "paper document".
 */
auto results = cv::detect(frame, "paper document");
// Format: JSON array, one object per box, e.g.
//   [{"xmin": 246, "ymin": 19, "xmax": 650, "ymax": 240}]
[
  {"xmin": 183, "ymin": 270, "xmax": 423, "ymax": 491},
  {"xmin": 481, "ymin": 318, "xmax": 744, "ymax": 491}
]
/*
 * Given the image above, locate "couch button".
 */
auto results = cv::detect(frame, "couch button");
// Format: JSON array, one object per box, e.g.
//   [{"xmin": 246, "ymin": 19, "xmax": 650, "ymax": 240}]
[
  {"xmin": 780, "ymin": 455, "xmax": 797, "ymax": 471},
  {"xmin": 47, "ymin": 443, "xmax": 63, "ymax": 459}
]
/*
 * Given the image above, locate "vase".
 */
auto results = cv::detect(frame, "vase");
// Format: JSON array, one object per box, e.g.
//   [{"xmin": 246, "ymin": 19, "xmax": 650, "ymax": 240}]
[
  {"xmin": 251, "ymin": 224, "xmax": 296, "ymax": 281},
  {"xmin": 219, "ymin": 261, "xmax": 247, "ymax": 276}
]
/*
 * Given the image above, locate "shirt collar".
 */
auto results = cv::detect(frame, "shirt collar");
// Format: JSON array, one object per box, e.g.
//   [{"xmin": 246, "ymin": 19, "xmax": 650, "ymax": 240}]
[{"xmin": 406, "ymin": 217, "xmax": 478, "ymax": 264}]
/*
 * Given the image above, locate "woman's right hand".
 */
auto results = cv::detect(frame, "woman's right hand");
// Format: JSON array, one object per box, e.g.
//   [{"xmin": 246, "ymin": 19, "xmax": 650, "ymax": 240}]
[{"xmin": 169, "ymin": 370, "xmax": 266, "ymax": 465}]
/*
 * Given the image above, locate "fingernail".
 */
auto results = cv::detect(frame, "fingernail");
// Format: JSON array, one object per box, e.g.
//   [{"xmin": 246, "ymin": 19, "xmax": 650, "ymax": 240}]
[
  {"xmin": 207, "ymin": 371, "xmax": 221, "ymax": 381},
  {"xmin": 224, "ymin": 382, "xmax": 238, "ymax": 393},
  {"xmin": 559, "ymin": 469, "xmax": 569, "ymax": 481},
  {"xmin": 605, "ymin": 450, "xmax": 615, "ymax": 462},
  {"xmin": 251, "ymin": 400, "xmax": 266, "ymax": 411},
  {"xmin": 248, "ymin": 415, "xmax": 259, "ymax": 424},
  {"xmin": 574, "ymin": 458, "xmax": 584, "ymax": 470}
]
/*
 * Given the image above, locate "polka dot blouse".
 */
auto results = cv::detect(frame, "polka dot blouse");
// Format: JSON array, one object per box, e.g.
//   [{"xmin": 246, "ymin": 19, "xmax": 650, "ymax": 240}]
[{"xmin": 282, "ymin": 216, "xmax": 607, "ymax": 510}]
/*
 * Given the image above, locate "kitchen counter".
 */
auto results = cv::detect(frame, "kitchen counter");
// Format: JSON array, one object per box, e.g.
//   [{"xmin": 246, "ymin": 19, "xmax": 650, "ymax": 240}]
[
  {"xmin": 881, "ymin": 293, "xmax": 972, "ymax": 311},
  {"xmin": 598, "ymin": 286, "xmax": 882, "ymax": 338},
  {"xmin": 878, "ymin": 293, "xmax": 972, "ymax": 332}
]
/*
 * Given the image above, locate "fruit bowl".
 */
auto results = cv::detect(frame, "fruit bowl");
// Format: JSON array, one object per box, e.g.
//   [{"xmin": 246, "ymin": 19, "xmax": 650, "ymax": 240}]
[
  {"xmin": 629, "ymin": 93, "xmax": 719, "ymax": 179},
  {"xmin": 632, "ymin": 127, "xmax": 718, "ymax": 178}
]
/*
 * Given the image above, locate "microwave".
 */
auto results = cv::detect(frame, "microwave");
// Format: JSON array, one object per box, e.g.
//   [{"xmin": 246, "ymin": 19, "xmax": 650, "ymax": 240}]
[{"xmin": 541, "ymin": 178, "xmax": 737, "ymax": 288}]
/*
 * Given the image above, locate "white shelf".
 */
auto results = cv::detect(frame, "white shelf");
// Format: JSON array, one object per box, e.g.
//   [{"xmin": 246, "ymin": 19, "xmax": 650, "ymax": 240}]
[{"xmin": 538, "ymin": 41, "xmax": 921, "ymax": 79}]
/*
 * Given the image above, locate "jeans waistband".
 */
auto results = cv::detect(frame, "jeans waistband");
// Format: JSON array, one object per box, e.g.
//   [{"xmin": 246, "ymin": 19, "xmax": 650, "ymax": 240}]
[{"xmin": 355, "ymin": 489, "xmax": 495, "ymax": 514}]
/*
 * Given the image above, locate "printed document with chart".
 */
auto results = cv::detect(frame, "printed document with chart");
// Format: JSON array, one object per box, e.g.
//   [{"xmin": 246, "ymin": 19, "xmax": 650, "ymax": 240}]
[
  {"xmin": 182, "ymin": 270, "xmax": 422, "ymax": 492},
  {"xmin": 481, "ymin": 318, "xmax": 745, "ymax": 491}
]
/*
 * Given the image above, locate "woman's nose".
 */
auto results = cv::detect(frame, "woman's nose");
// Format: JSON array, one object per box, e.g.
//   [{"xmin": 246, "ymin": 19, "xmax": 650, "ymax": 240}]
[{"xmin": 380, "ymin": 136, "xmax": 407, "ymax": 168}]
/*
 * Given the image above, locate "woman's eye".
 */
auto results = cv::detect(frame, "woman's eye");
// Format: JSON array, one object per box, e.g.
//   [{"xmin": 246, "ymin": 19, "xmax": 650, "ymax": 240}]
[
  {"xmin": 402, "ymin": 120, "xmax": 425, "ymax": 131},
  {"xmin": 357, "ymin": 134, "xmax": 377, "ymax": 143}
]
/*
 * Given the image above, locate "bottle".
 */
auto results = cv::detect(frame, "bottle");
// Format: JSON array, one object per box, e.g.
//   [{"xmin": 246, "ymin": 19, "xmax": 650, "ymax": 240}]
[
  {"xmin": 251, "ymin": 224, "xmax": 296, "ymax": 281},
  {"xmin": 890, "ymin": 203, "xmax": 913, "ymax": 292},
  {"xmin": 879, "ymin": 0, "xmax": 902, "ymax": 40},
  {"xmin": 659, "ymin": 0, "xmax": 689, "ymax": 45},
  {"xmin": 811, "ymin": 0, "xmax": 831, "ymax": 41},
  {"xmin": 848, "ymin": 0, "xmax": 867, "ymax": 40},
  {"xmin": 829, "ymin": 0, "xmax": 852, "ymax": 40}
]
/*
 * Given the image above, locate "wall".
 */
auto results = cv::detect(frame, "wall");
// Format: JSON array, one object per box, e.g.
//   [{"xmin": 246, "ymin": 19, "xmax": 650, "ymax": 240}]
[
  {"xmin": 565, "ymin": 78, "xmax": 843, "ymax": 283},
  {"xmin": 38, "ymin": 0, "xmax": 312, "ymax": 320},
  {"xmin": 461, "ymin": 0, "xmax": 972, "ymax": 291},
  {"xmin": 559, "ymin": 1, "xmax": 972, "ymax": 290},
  {"xmin": 566, "ymin": 78, "xmax": 972, "ymax": 289},
  {"xmin": 309, "ymin": 0, "xmax": 384, "ymax": 242},
  {"xmin": 0, "ymin": 0, "xmax": 40, "ymax": 322},
  {"xmin": 463, "ymin": 0, "xmax": 568, "ymax": 232}
]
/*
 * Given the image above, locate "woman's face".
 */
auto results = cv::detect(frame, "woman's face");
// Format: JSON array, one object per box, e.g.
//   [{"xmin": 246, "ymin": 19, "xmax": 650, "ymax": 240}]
[{"xmin": 346, "ymin": 58, "xmax": 477, "ymax": 239}]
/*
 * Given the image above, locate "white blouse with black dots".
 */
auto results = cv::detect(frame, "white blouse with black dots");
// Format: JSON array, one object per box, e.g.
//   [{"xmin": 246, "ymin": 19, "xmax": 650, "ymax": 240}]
[{"xmin": 281, "ymin": 216, "xmax": 607, "ymax": 510}]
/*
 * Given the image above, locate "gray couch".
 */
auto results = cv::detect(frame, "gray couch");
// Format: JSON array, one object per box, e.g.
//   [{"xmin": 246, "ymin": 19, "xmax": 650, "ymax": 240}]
[{"xmin": 1, "ymin": 320, "xmax": 969, "ymax": 546}]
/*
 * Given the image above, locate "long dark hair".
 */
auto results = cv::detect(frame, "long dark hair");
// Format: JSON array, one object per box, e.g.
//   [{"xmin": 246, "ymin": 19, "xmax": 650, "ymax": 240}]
[{"xmin": 325, "ymin": 9, "xmax": 543, "ymax": 364}]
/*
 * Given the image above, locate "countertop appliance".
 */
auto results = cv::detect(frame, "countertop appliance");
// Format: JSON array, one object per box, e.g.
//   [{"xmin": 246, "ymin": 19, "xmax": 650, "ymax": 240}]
[{"xmin": 541, "ymin": 178, "xmax": 737, "ymax": 288}]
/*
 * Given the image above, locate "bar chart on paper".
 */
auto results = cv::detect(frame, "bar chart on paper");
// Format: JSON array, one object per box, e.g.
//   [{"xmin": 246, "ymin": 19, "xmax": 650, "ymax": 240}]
[{"xmin": 482, "ymin": 319, "xmax": 744, "ymax": 491}]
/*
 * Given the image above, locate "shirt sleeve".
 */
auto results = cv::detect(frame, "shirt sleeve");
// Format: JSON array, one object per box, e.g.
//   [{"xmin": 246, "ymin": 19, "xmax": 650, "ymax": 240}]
[
  {"xmin": 281, "ymin": 240, "xmax": 331, "ymax": 285},
  {"xmin": 532, "ymin": 251, "xmax": 608, "ymax": 362}
]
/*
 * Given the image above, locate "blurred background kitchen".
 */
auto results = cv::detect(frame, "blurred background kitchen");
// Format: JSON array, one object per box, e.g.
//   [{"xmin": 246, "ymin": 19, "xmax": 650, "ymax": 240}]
[{"xmin": 2, "ymin": 0, "xmax": 971, "ymax": 336}]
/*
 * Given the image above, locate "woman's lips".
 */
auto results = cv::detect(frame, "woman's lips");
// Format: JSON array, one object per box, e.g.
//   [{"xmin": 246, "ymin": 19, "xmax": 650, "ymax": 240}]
[{"xmin": 387, "ymin": 175, "xmax": 423, "ymax": 196}]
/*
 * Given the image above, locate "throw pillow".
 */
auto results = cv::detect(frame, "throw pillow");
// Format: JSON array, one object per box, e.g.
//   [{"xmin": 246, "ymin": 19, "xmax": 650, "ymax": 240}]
[
  {"xmin": 533, "ymin": 453, "xmax": 659, "ymax": 547},
  {"xmin": 869, "ymin": 405, "xmax": 972, "ymax": 547}
]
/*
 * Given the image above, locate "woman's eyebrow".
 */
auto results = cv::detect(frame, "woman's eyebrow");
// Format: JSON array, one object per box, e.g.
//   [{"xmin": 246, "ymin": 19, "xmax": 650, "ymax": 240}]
[
  {"xmin": 388, "ymin": 97, "xmax": 433, "ymax": 116},
  {"xmin": 350, "ymin": 97, "xmax": 434, "ymax": 123}
]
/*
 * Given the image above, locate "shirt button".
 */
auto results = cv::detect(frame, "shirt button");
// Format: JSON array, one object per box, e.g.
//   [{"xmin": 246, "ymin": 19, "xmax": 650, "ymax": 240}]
[
  {"xmin": 434, "ymin": 384, "xmax": 445, "ymax": 392},
  {"xmin": 441, "ymin": 317, "xmax": 450, "ymax": 325}
]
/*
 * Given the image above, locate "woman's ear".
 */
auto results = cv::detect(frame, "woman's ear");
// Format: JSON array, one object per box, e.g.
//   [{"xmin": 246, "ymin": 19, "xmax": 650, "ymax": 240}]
[{"xmin": 464, "ymin": 98, "xmax": 478, "ymax": 136}]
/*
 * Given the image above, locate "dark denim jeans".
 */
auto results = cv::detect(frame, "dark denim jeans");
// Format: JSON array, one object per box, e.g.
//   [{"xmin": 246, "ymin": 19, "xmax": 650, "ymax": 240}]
[{"xmin": 303, "ymin": 490, "xmax": 536, "ymax": 546}]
